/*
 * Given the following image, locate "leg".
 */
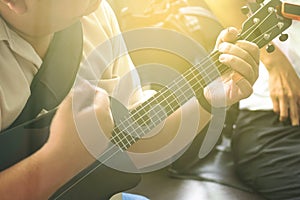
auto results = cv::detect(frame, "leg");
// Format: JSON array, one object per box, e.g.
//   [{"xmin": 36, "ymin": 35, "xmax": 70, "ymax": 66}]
[{"xmin": 232, "ymin": 110, "xmax": 300, "ymax": 200}]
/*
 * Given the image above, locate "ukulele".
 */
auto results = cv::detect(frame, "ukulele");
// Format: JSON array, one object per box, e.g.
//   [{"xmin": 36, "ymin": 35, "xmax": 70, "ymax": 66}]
[
  {"xmin": 54, "ymin": 1, "xmax": 292, "ymax": 199},
  {"xmin": 108, "ymin": 0, "xmax": 292, "ymax": 155},
  {"xmin": 47, "ymin": 0, "xmax": 296, "ymax": 199}
]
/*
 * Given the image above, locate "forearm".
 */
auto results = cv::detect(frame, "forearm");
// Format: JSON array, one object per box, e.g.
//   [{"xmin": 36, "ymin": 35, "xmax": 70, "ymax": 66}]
[
  {"xmin": 260, "ymin": 43, "xmax": 290, "ymax": 71},
  {"xmin": 0, "ymin": 148, "xmax": 56, "ymax": 200},
  {"xmin": 0, "ymin": 154, "xmax": 41, "ymax": 200},
  {"xmin": 0, "ymin": 140, "xmax": 95, "ymax": 200}
]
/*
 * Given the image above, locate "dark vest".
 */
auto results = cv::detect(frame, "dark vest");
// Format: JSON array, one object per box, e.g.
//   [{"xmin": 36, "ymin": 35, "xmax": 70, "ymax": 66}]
[{"xmin": 0, "ymin": 21, "xmax": 140, "ymax": 200}]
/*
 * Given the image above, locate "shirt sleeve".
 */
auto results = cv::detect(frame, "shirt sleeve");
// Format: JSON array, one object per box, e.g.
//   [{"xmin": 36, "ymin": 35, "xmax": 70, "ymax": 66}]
[{"xmin": 80, "ymin": 1, "xmax": 144, "ymax": 108}]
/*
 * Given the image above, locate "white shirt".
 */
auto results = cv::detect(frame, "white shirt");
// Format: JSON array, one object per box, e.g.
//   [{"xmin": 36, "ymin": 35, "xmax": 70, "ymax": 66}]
[
  {"xmin": 0, "ymin": 17, "xmax": 42, "ymax": 131},
  {"xmin": 0, "ymin": 1, "xmax": 142, "ymax": 131}
]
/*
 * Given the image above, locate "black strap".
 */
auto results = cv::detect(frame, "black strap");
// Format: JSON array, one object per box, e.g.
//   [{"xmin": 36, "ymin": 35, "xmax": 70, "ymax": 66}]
[
  {"xmin": 9, "ymin": 21, "xmax": 83, "ymax": 129},
  {"xmin": 1, "ymin": 21, "xmax": 142, "ymax": 197},
  {"xmin": 196, "ymin": 90, "xmax": 212, "ymax": 113}
]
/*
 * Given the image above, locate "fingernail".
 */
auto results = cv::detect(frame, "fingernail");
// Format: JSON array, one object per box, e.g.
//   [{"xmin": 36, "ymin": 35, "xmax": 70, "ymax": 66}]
[
  {"xmin": 219, "ymin": 54, "xmax": 227, "ymax": 62},
  {"xmin": 292, "ymin": 120, "xmax": 299, "ymax": 126},
  {"xmin": 218, "ymin": 43, "xmax": 227, "ymax": 52}
]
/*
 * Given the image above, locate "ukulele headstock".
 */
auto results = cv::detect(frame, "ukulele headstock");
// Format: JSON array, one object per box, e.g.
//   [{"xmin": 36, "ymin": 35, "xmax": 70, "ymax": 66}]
[{"xmin": 240, "ymin": 0, "xmax": 292, "ymax": 48}]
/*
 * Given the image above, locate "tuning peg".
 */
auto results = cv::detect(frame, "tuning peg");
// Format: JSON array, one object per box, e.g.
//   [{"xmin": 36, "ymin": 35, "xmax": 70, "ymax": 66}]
[
  {"xmin": 256, "ymin": 0, "xmax": 264, "ymax": 4},
  {"xmin": 241, "ymin": 6, "xmax": 250, "ymax": 15},
  {"xmin": 266, "ymin": 44, "xmax": 275, "ymax": 53},
  {"xmin": 279, "ymin": 33, "xmax": 288, "ymax": 42}
]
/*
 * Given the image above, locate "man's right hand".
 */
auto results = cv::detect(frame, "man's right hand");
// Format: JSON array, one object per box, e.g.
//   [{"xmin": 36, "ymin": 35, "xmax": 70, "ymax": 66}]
[{"xmin": 48, "ymin": 80, "xmax": 114, "ymax": 170}]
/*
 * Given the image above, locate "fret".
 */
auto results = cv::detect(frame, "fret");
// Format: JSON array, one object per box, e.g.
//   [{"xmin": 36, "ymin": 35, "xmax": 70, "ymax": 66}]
[
  {"xmin": 184, "ymin": 69, "xmax": 200, "ymax": 89},
  {"xmin": 125, "ymin": 116, "xmax": 150, "ymax": 138},
  {"xmin": 57, "ymin": 3, "xmax": 294, "ymax": 198},
  {"xmin": 194, "ymin": 62, "xmax": 215, "ymax": 87},
  {"xmin": 111, "ymin": 127, "xmax": 138, "ymax": 150},
  {"xmin": 111, "ymin": 46, "xmax": 244, "ymax": 151},
  {"xmin": 131, "ymin": 114, "xmax": 153, "ymax": 133},
  {"xmin": 130, "ymin": 107, "xmax": 147, "ymax": 125},
  {"xmin": 204, "ymin": 51, "xmax": 231, "ymax": 81},
  {"xmin": 217, "ymin": 63, "xmax": 231, "ymax": 75},
  {"xmin": 149, "ymin": 104, "xmax": 168, "ymax": 123},
  {"xmin": 160, "ymin": 89, "xmax": 179, "ymax": 113},
  {"xmin": 133, "ymin": 114, "xmax": 149, "ymax": 127},
  {"xmin": 121, "ymin": 1, "xmax": 290, "ymax": 150},
  {"xmin": 192, "ymin": 69, "xmax": 206, "ymax": 87},
  {"xmin": 183, "ymin": 67, "xmax": 205, "ymax": 94},
  {"xmin": 116, "ymin": 116, "xmax": 131, "ymax": 132},
  {"xmin": 169, "ymin": 77, "xmax": 193, "ymax": 105},
  {"xmin": 123, "ymin": 132, "xmax": 132, "ymax": 149},
  {"xmin": 111, "ymin": 55, "xmax": 222, "ymax": 150},
  {"xmin": 111, "ymin": 130, "xmax": 124, "ymax": 151},
  {"xmin": 170, "ymin": 96, "xmax": 181, "ymax": 111}
]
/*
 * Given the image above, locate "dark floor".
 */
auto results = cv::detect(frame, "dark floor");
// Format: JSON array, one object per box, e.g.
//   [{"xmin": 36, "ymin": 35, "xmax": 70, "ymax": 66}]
[{"xmin": 128, "ymin": 168, "xmax": 264, "ymax": 200}]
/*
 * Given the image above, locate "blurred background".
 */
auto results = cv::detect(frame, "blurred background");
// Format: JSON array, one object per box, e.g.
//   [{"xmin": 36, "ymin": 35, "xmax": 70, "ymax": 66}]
[{"xmin": 107, "ymin": 0, "xmax": 223, "ymax": 73}]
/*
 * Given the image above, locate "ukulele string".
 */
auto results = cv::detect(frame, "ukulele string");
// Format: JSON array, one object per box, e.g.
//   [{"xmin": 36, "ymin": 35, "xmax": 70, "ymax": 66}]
[
  {"xmin": 53, "ymin": 46, "xmax": 223, "ymax": 200},
  {"xmin": 239, "ymin": 9, "xmax": 274, "ymax": 41},
  {"xmin": 110, "ymin": 9, "xmax": 278, "ymax": 140},
  {"xmin": 101, "ymin": 2, "xmax": 279, "ymax": 171},
  {"xmin": 111, "ymin": 51, "xmax": 222, "ymax": 142},
  {"xmin": 55, "ymin": 10, "xmax": 276, "ymax": 199}
]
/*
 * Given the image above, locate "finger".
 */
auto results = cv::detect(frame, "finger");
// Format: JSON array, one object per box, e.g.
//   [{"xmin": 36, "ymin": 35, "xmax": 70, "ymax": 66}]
[
  {"xmin": 218, "ymin": 42, "xmax": 259, "ymax": 73},
  {"xmin": 236, "ymin": 41, "xmax": 259, "ymax": 81},
  {"xmin": 279, "ymin": 95, "xmax": 289, "ymax": 121},
  {"xmin": 219, "ymin": 42, "xmax": 258, "ymax": 84},
  {"xmin": 219, "ymin": 53, "xmax": 256, "ymax": 84},
  {"xmin": 231, "ymin": 72, "xmax": 244, "ymax": 84},
  {"xmin": 271, "ymin": 95, "xmax": 280, "ymax": 114},
  {"xmin": 219, "ymin": 41, "xmax": 258, "ymax": 68},
  {"xmin": 215, "ymin": 27, "xmax": 239, "ymax": 48},
  {"xmin": 235, "ymin": 40, "xmax": 260, "ymax": 65},
  {"xmin": 289, "ymin": 98, "xmax": 299, "ymax": 126},
  {"xmin": 232, "ymin": 72, "xmax": 253, "ymax": 101}
]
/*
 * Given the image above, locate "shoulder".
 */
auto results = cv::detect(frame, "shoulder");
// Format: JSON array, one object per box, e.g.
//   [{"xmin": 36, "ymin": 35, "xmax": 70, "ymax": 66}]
[
  {"xmin": 81, "ymin": 1, "xmax": 122, "ymax": 55},
  {"xmin": 82, "ymin": 1, "xmax": 121, "ymax": 37},
  {"xmin": 0, "ymin": 17, "xmax": 40, "ymax": 131}
]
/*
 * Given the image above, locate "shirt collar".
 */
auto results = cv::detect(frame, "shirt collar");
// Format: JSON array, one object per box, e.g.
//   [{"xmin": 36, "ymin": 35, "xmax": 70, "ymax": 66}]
[{"xmin": 0, "ymin": 17, "xmax": 42, "ymax": 68}]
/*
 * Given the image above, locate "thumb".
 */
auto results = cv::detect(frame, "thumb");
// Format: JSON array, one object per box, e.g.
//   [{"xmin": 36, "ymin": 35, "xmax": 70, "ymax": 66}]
[
  {"xmin": 231, "ymin": 72, "xmax": 253, "ymax": 101},
  {"xmin": 215, "ymin": 27, "xmax": 239, "ymax": 49}
]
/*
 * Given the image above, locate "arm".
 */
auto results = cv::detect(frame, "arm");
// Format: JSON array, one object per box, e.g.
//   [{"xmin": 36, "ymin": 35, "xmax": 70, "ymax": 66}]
[
  {"xmin": 204, "ymin": 0, "xmax": 300, "ymax": 126},
  {"xmin": 260, "ymin": 45, "xmax": 300, "ymax": 126},
  {"xmin": 0, "ymin": 86, "xmax": 112, "ymax": 200},
  {"xmin": 0, "ymin": 28, "xmax": 258, "ymax": 198}
]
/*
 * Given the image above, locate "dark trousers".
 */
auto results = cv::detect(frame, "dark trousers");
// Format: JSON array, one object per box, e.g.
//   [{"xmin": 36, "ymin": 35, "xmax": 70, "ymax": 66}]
[{"xmin": 232, "ymin": 110, "xmax": 300, "ymax": 200}]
